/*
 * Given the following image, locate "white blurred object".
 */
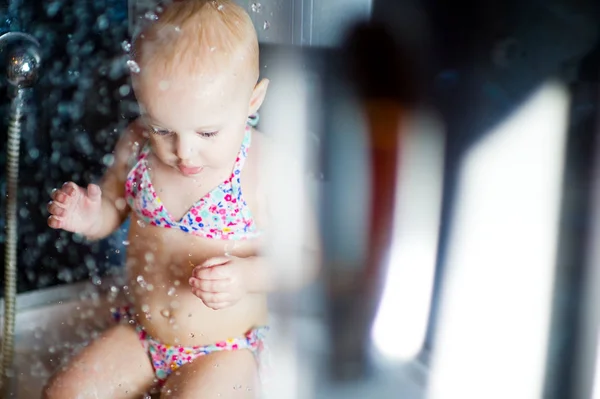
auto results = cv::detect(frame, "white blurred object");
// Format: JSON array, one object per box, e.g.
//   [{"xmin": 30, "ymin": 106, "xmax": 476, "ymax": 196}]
[
  {"xmin": 259, "ymin": 50, "xmax": 310, "ymax": 399},
  {"xmin": 371, "ymin": 110, "xmax": 445, "ymax": 360},
  {"xmin": 428, "ymin": 81, "xmax": 569, "ymax": 399},
  {"xmin": 576, "ymin": 91, "xmax": 600, "ymax": 399}
]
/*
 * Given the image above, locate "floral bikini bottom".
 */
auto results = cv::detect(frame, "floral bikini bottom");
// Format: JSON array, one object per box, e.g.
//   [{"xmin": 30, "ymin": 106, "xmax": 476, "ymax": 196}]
[{"xmin": 111, "ymin": 305, "xmax": 269, "ymax": 387}]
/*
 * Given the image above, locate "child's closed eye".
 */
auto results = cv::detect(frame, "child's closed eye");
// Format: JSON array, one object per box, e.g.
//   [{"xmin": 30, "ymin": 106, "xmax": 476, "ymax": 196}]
[
  {"xmin": 197, "ymin": 131, "xmax": 218, "ymax": 138},
  {"xmin": 151, "ymin": 127, "xmax": 173, "ymax": 136}
]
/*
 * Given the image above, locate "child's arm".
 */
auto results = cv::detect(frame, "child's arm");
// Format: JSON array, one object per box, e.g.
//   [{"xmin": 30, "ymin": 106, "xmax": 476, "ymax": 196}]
[{"xmin": 85, "ymin": 121, "xmax": 145, "ymax": 241}]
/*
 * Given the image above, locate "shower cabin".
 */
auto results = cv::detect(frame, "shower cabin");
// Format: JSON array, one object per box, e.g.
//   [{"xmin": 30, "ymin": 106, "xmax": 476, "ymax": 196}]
[{"xmin": 0, "ymin": 0, "xmax": 600, "ymax": 398}]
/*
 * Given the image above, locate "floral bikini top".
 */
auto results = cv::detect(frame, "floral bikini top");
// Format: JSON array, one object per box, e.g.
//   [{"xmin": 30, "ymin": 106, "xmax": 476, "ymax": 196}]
[{"xmin": 124, "ymin": 116, "xmax": 260, "ymax": 240}]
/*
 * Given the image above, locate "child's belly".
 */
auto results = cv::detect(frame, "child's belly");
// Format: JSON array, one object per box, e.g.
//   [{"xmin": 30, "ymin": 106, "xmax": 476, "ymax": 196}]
[{"xmin": 124, "ymin": 217, "xmax": 269, "ymax": 347}]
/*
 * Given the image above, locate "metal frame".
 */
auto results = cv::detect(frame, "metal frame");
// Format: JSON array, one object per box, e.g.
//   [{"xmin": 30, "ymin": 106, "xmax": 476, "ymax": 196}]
[{"xmin": 126, "ymin": 0, "xmax": 372, "ymax": 47}]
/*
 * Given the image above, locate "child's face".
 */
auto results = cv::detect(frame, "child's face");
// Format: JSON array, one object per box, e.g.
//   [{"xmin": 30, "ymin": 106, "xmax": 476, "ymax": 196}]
[{"xmin": 134, "ymin": 66, "xmax": 266, "ymax": 177}]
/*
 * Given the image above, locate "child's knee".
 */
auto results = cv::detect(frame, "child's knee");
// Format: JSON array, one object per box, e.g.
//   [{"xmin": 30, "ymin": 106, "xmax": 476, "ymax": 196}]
[{"xmin": 42, "ymin": 371, "xmax": 73, "ymax": 399}]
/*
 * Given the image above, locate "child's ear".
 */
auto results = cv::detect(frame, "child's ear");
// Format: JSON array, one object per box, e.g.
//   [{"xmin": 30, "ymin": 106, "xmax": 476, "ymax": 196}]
[{"xmin": 248, "ymin": 79, "xmax": 270, "ymax": 115}]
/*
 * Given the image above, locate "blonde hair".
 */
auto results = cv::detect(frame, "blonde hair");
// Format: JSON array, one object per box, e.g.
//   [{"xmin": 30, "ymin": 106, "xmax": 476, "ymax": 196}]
[{"xmin": 133, "ymin": 0, "xmax": 259, "ymax": 82}]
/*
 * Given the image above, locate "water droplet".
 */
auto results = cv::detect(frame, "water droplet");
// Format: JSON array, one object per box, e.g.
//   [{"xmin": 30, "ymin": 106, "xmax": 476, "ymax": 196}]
[
  {"xmin": 214, "ymin": 363, "xmax": 220, "ymax": 368},
  {"xmin": 137, "ymin": 219, "xmax": 146, "ymax": 228},
  {"xmin": 126, "ymin": 60, "xmax": 141, "ymax": 74},
  {"xmin": 263, "ymin": 21, "xmax": 270, "ymax": 30},
  {"xmin": 119, "ymin": 84, "xmax": 131, "ymax": 97},
  {"xmin": 122, "ymin": 240, "xmax": 130, "ymax": 246},
  {"xmin": 115, "ymin": 198, "xmax": 127, "ymax": 211},
  {"xmin": 110, "ymin": 286, "xmax": 119, "ymax": 293},
  {"xmin": 48, "ymin": 346, "xmax": 56, "ymax": 353},
  {"xmin": 141, "ymin": 304, "xmax": 150, "ymax": 313},
  {"xmin": 144, "ymin": 11, "xmax": 159, "ymax": 20},
  {"xmin": 190, "ymin": 333, "xmax": 195, "ymax": 338},
  {"xmin": 97, "ymin": 15, "xmax": 109, "ymax": 30},
  {"xmin": 92, "ymin": 276, "xmax": 102, "ymax": 286},
  {"xmin": 159, "ymin": 80, "xmax": 170, "ymax": 91},
  {"xmin": 217, "ymin": 4, "xmax": 224, "ymax": 11},
  {"xmin": 102, "ymin": 153, "xmax": 115, "ymax": 167},
  {"xmin": 147, "ymin": 284, "xmax": 154, "ymax": 291},
  {"xmin": 210, "ymin": 46, "xmax": 216, "ymax": 52},
  {"xmin": 161, "ymin": 309, "xmax": 171, "ymax": 318},
  {"xmin": 145, "ymin": 252, "xmax": 154, "ymax": 262},
  {"xmin": 251, "ymin": 2, "xmax": 262, "ymax": 13},
  {"xmin": 121, "ymin": 40, "xmax": 132, "ymax": 53},
  {"xmin": 174, "ymin": 280, "xmax": 181, "ymax": 286},
  {"xmin": 168, "ymin": 287, "xmax": 176, "ymax": 296},
  {"xmin": 136, "ymin": 275, "xmax": 147, "ymax": 288},
  {"xmin": 28, "ymin": 147, "xmax": 40, "ymax": 160}
]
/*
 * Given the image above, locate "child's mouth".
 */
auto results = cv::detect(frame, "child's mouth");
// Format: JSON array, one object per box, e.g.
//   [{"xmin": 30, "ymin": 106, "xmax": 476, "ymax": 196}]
[{"xmin": 178, "ymin": 164, "xmax": 204, "ymax": 176}]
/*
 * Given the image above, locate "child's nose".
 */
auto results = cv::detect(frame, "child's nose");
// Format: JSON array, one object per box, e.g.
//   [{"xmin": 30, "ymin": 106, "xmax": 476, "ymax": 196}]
[{"xmin": 175, "ymin": 135, "xmax": 196, "ymax": 161}]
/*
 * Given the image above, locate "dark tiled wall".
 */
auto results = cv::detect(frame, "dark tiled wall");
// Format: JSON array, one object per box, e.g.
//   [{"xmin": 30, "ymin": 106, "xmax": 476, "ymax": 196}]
[{"xmin": 0, "ymin": 0, "xmax": 137, "ymax": 295}]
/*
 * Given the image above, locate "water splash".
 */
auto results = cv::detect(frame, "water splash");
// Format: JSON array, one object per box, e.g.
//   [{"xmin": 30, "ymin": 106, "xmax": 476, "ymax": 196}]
[
  {"xmin": 126, "ymin": 60, "xmax": 141, "ymax": 74},
  {"xmin": 144, "ymin": 11, "xmax": 159, "ymax": 21},
  {"xmin": 251, "ymin": 2, "xmax": 262, "ymax": 13},
  {"xmin": 136, "ymin": 275, "xmax": 147, "ymax": 289},
  {"xmin": 263, "ymin": 21, "xmax": 270, "ymax": 30},
  {"xmin": 121, "ymin": 40, "xmax": 131, "ymax": 53}
]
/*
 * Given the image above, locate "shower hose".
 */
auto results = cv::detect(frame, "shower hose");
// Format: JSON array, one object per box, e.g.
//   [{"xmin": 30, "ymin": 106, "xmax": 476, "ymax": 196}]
[{"xmin": 0, "ymin": 32, "xmax": 40, "ymax": 394}]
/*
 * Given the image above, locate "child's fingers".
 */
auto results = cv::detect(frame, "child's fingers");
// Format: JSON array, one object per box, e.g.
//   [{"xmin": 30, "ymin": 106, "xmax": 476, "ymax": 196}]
[
  {"xmin": 47, "ymin": 215, "xmax": 63, "ymax": 229},
  {"xmin": 47, "ymin": 201, "xmax": 65, "ymax": 217},
  {"xmin": 189, "ymin": 277, "xmax": 229, "ymax": 292}
]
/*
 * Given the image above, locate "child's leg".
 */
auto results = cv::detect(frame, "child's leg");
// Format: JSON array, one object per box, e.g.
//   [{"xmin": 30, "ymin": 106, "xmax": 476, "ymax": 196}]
[
  {"xmin": 43, "ymin": 324, "xmax": 155, "ymax": 399},
  {"xmin": 160, "ymin": 349, "xmax": 259, "ymax": 399}
]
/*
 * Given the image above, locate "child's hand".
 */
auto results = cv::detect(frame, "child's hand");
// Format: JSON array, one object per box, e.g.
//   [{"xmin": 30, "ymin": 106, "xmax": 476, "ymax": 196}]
[
  {"xmin": 189, "ymin": 256, "xmax": 249, "ymax": 310},
  {"xmin": 47, "ymin": 182, "xmax": 103, "ymax": 235}
]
